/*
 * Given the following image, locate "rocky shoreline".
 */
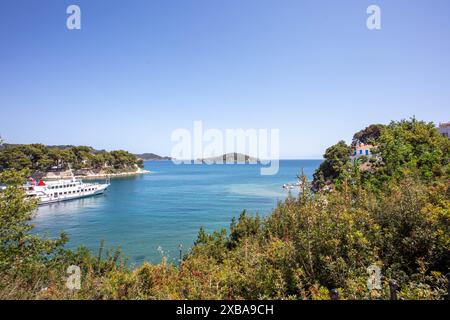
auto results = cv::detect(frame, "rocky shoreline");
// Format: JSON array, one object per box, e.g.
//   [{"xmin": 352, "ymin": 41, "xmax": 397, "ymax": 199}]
[{"xmin": 43, "ymin": 168, "xmax": 151, "ymax": 180}]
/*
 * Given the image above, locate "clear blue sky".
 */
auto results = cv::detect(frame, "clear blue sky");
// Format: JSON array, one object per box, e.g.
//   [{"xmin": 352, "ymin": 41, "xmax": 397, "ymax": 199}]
[{"xmin": 1, "ymin": 0, "xmax": 449, "ymax": 158}]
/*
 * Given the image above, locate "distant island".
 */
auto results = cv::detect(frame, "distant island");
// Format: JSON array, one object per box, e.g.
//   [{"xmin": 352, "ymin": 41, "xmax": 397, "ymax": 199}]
[
  {"xmin": 198, "ymin": 153, "xmax": 259, "ymax": 164},
  {"xmin": 135, "ymin": 153, "xmax": 172, "ymax": 161}
]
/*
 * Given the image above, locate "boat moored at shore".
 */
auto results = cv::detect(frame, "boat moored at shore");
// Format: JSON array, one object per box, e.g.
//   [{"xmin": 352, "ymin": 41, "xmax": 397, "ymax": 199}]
[{"xmin": 24, "ymin": 172, "xmax": 110, "ymax": 205}]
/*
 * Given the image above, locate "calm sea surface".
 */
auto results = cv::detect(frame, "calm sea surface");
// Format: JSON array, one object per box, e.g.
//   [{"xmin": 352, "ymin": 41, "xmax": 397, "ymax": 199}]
[{"xmin": 33, "ymin": 160, "xmax": 321, "ymax": 265}]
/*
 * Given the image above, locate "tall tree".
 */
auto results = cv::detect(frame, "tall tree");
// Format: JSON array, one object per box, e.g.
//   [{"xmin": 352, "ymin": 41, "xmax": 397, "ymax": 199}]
[
  {"xmin": 312, "ymin": 141, "xmax": 352, "ymax": 189},
  {"xmin": 352, "ymin": 124, "xmax": 384, "ymax": 145},
  {"xmin": 0, "ymin": 170, "xmax": 67, "ymax": 274}
]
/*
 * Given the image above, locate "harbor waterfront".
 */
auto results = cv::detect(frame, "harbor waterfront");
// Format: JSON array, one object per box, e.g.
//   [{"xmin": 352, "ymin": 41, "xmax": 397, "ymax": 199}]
[{"xmin": 32, "ymin": 160, "xmax": 321, "ymax": 265}]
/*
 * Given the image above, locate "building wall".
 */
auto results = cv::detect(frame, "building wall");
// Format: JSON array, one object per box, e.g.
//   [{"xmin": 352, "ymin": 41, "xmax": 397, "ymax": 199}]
[
  {"xmin": 351, "ymin": 143, "xmax": 373, "ymax": 160},
  {"xmin": 439, "ymin": 123, "xmax": 450, "ymax": 138}
]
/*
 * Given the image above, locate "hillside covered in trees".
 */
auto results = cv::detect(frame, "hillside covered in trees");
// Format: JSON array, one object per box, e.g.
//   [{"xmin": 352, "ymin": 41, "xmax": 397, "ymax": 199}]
[
  {"xmin": 0, "ymin": 119, "xmax": 449, "ymax": 299},
  {"xmin": 312, "ymin": 119, "xmax": 449, "ymax": 191},
  {"xmin": 134, "ymin": 153, "xmax": 172, "ymax": 161},
  {"xmin": 0, "ymin": 144, "xmax": 144, "ymax": 176}
]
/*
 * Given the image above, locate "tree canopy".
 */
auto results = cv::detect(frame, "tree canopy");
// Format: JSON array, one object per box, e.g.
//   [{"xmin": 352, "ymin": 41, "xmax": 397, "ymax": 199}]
[
  {"xmin": 312, "ymin": 140, "xmax": 352, "ymax": 190},
  {"xmin": 313, "ymin": 118, "xmax": 450, "ymax": 190},
  {"xmin": 0, "ymin": 144, "xmax": 143, "ymax": 174},
  {"xmin": 352, "ymin": 124, "xmax": 384, "ymax": 145}
]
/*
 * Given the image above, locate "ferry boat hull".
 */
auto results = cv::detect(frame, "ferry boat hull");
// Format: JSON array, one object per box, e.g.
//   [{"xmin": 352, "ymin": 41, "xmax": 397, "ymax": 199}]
[
  {"xmin": 34, "ymin": 184, "xmax": 109, "ymax": 205},
  {"xmin": 24, "ymin": 173, "xmax": 110, "ymax": 205}
]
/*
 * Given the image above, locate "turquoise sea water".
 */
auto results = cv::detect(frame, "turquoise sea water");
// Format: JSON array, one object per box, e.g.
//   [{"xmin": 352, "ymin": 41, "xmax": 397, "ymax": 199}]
[{"xmin": 33, "ymin": 160, "xmax": 321, "ymax": 265}]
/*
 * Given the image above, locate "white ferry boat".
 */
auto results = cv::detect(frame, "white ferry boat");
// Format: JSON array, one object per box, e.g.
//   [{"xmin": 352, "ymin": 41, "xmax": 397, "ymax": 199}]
[
  {"xmin": 24, "ymin": 171, "xmax": 110, "ymax": 205},
  {"xmin": 282, "ymin": 182, "xmax": 302, "ymax": 190}
]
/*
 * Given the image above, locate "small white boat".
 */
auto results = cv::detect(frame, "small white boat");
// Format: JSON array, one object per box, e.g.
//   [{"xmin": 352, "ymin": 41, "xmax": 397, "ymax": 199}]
[
  {"xmin": 24, "ymin": 169, "xmax": 110, "ymax": 206},
  {"xmin": 282, "ymin": 181, "xmax": 303, "ymax": 190}
]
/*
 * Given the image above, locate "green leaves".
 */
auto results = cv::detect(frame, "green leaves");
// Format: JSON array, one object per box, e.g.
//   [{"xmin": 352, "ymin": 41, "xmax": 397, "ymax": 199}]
[
  {"xmin": 0, "ymin": 144, "xmax": 142, "ymax": 174},
  {"xmin": 313, "ymin": 140, "xmax": 352, "ymax": 190},
  {"xmin": 0, "ymin": 169, "xmax": 67, "ymax": 276},
  {"xmin": 313, "ymin": 118, "xmax": 450, "ymax": 192},
  {"xmin": 373, "ymin": 118, "xmax": 450, "ymax": 183}
]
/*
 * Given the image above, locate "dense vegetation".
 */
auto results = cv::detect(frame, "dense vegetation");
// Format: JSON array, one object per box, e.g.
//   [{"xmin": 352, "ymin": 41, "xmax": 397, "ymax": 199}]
[
  {"xmin": 0, "ymin": 144, "xmax": 143, "ymax": 174},
  {"xmin": 135, "ymin": 153, "xmax": 172, "ymax": 161},
  {"xmin": 0, "ymin": 119, "xmax": 449, "ymax": 299},
  {"xmin": 313, "ymin": 119, "xmax": 449, "ymax": 190}
]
